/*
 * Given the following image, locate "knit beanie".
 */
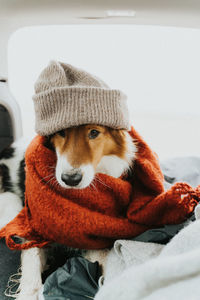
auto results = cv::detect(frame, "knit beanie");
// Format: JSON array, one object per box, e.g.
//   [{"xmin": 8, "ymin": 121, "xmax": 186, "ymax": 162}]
[{"xmin": 33, "ymin": 61, "xmax": 130, "ymax": 136}]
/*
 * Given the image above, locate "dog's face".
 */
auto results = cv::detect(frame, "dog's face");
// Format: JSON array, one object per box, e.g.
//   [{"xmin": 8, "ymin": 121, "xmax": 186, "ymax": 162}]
[{"xmin": 50, "ymin": 124, "xmax": 135, "ymax": 189}]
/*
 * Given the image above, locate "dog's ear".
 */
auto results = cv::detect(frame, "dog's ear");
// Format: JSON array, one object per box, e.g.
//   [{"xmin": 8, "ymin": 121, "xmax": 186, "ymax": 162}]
[{"xmin": 44, "ymin": 134, "xmax": 55, "ymax": 151}]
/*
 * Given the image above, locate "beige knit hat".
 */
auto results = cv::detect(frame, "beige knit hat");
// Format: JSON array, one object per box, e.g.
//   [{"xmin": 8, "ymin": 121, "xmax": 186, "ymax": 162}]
[{"xmin": 33, "ymin": 61, "xmax": 130, "ymax": 136}]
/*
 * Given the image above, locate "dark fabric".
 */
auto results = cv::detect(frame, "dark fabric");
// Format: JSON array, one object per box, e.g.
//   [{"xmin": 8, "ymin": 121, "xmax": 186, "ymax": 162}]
[
  {"xmin": 132, "ymin": 214, "xmax": 195, "ymax": 244},
  {"xmin": 0, "ymin": 105, "xmax": 13, "ymax": 153},
  {"xmin": 0, "ymin": 239, "xmax": 20, "ymax": 300},
  {"xmin": 43, "ymin": 256, "xmax": 101, "ymax": 300}
]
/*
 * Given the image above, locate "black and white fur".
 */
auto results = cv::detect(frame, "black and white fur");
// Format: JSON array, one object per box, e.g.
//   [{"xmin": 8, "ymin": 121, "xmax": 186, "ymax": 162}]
[
  {"xmin": 0, "ymin": 134, "xmax": 136, "ymax": 300},
  {"xmin": 0, "ymin": 139, "xmax": 25, "ymax": 229}
]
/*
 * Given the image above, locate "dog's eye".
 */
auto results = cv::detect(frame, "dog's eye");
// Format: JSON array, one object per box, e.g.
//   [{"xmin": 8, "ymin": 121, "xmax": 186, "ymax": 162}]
[
  {"xmin": 89, "ymin": 129, "xmax": 100, "ymax": 139},
  {"xmin": 57, "ymin": 130, "xmax": 65, "ymax": 137}
]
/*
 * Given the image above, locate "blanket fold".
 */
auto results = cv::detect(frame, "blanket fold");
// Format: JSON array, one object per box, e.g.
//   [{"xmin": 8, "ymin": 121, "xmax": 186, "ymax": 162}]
[
  {"xmin": 94, "ymin": 205, "xmax": 200, "ymax": 300},
  {"xmin": 0, "ymin": 126, "xmax": 199, "ymax": 250}
]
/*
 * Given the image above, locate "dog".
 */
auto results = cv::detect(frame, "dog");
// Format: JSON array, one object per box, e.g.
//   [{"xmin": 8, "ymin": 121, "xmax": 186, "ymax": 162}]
[{"xmin": 0, "ymin": 124, "xmax": 136, "ymax": 300}]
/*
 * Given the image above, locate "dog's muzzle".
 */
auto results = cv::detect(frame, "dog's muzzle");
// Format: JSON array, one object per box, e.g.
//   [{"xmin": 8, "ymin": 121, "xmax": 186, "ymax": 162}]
[{"xmin": 61, "ymin": 169, "xmax": 83, "ymax": 187}]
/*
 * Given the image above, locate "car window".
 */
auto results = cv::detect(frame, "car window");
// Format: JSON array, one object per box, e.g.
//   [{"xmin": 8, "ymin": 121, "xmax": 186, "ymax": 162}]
[{"xmin": 8, "ymin": 25, "xmax": 200, "ymax": 158}]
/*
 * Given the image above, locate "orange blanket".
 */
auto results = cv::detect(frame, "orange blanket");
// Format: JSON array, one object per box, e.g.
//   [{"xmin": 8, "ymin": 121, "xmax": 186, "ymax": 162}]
[{"xmin": 0, "ymin": 127, "xmax": 199, "ymax": 250}]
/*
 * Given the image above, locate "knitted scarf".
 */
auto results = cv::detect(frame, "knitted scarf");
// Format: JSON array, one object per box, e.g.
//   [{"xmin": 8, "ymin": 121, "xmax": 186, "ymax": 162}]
[{"xmin": 0, "ymin": 127, "xmax": 199, "ymax": 250}]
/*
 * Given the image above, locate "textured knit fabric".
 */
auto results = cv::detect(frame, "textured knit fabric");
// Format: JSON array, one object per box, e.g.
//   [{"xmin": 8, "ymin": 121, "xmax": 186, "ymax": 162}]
[
  {"xmin": 33, "ymin": 61, "xmax": 130, "ymax": 135},
  {"xmin": 0, "ymin": 127, "xmax": 199, "ymax": 251}
]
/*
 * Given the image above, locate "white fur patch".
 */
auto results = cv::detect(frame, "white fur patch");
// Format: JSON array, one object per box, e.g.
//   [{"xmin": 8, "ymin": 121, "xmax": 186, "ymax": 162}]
[
  {"xmin": 55, "ymin": 151, "xmax": 95, "ymax": 189},
  {"xmin": 96, "ymin": 155, "xmax": 129, "ymax": 178},
  {"xmin": 17, "ymin": 247, "xmax": 46, "ymax": 299},
  {"xmin": 55, "ymin": 152, "xmax": 73, "ymax": 188},
  {"xmin": 124, "ymin": 131, "xmax": 137, "ymax": 166},
  {"xmin": 96, "ymin": 131, "xmax": 137, "ymax": 178},
  {"xmin": 0, "ymin": 192, "xmax": 22, "ymax": 229},
  {"xmin": 78, "ymin": 164, "xmax": 95, "ymax": 189}
]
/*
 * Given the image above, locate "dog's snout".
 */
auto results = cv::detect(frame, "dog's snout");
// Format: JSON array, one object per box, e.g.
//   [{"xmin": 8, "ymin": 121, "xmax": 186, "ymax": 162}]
[{"xmin": 61, "ymin": 172, "xmax": 82, "ymax": 187}]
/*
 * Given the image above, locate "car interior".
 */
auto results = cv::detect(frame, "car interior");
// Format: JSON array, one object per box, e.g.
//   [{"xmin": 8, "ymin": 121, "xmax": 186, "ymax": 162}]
[{"xmin": 0, "ymin": 1, "xmax": 200, "ymax": 300}]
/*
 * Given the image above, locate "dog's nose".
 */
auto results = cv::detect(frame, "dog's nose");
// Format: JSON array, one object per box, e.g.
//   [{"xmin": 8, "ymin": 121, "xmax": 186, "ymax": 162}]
[{"xmin": 61, "ymin": 172, "xmax": 82, "ymax": 186}]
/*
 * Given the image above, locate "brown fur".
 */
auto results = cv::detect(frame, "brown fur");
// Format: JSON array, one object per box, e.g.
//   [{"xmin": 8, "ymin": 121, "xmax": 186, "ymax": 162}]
[{"xmin": 51, "ymin": 125, "xmax": 127, "ymax": 170}]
